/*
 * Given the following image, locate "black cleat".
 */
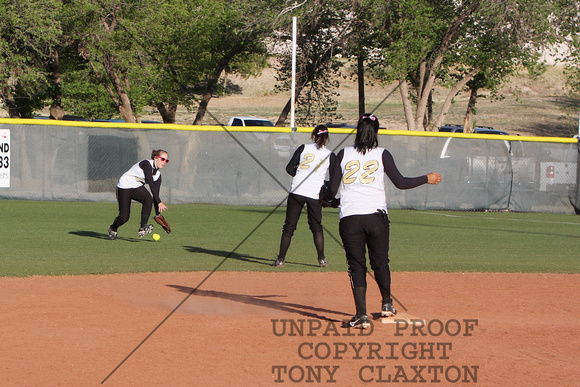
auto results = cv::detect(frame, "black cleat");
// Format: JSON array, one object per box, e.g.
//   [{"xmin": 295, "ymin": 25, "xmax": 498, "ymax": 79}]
[
  {"xmin": 138, "ymin": 224, "xmax": 153, "ymax": 238},
  {"xmin": 381, "ymin": 303, "xmax": 397, "ymax": 317},
  {"xmin": 345, "ymin": 314, "xmax": 371, "ymax": 329},
  {"xmin": 108, "ymin": 227, "xmax": 117, "ymax": 240}
]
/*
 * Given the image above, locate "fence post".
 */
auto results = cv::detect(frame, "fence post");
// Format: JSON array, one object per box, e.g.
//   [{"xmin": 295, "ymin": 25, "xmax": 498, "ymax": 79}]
[{"xmin": 575, "ymin": 138, "xmax": 580, "ymax": 214}]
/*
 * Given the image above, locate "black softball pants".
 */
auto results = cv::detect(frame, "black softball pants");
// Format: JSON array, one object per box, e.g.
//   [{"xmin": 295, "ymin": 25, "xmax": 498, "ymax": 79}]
[
  {"xmin": 339, "ymin": 212, "xmax": 393, "ymax": 307},
  {"xmin": 111, "ymin": 186, "xmax": 153, "ymax": 231},
  {"xmin": 278, "ymin": 193, "xmax": 325, "ymax": 260}
]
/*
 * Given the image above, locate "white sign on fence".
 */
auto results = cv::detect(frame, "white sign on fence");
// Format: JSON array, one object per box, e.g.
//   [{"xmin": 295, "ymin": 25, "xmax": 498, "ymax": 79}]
[{"xmin": 0, "ymin": 129, "xmax": 10, "ymax": 187}]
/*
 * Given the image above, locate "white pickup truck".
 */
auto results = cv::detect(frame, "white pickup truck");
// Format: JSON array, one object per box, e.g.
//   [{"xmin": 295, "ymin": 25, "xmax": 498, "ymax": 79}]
[{"xmin": 227, "ymin": 116, "xmax": 274, "ymax": 127}]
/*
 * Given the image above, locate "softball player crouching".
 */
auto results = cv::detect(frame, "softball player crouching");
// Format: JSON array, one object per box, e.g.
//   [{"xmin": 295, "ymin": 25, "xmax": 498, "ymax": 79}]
[{"xmin": 108, "ymin": 149, "xmax": 169, "ymax": 240}]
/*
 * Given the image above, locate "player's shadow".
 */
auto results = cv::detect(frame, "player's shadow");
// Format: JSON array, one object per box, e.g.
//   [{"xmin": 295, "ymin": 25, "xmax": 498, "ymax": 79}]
[
  {"xmin": 167, "ymin": 284, "xmax": 350, "ymax": 322},
  {"xmin": 68, "ymin": 230, "xmax": 142, "ymax": 242},
  {"xmin": 183, "ymin": 245, "xmax": 320, "ymax": 267}
]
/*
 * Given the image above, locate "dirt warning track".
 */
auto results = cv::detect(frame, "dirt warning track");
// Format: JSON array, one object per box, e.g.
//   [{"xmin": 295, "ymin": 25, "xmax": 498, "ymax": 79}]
[{"xmin": 0, "ymin": 271, "xmax": 578, "ymax": 386}]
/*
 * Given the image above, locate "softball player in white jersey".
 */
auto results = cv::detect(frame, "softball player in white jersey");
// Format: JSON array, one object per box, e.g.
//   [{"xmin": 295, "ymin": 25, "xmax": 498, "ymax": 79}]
[
  {"xmin": 324, "ymin": 114, "xmax": 441, "ymax": 328},
  {"xmin": 272, "ymin": 125, "xmax": 336, "ymax": 268},
  {"xmin": 108, "ymin": 149, "xmax": 169, "ymax": 240}
]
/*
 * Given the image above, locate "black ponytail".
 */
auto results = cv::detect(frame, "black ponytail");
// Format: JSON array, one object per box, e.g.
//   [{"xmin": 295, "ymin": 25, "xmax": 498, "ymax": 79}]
[
  {"xmin": 354, "ymin": 114, "xmax": 379, "ymax": 155},
  {"xmin": 311, "ymin": 125, "xmax": 329, "ymax": 149}
]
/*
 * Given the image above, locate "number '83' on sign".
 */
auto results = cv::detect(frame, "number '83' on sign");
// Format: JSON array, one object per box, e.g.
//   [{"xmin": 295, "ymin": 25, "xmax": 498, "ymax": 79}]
[{"xmin": 0, "ymin": 129, "xmax": 10, "ymax": 188}]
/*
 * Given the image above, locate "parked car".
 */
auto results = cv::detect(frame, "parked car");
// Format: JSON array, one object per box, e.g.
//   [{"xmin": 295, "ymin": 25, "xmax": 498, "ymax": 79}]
[
  {"xmin": 227, "ymin": 116, "xmax": 274, "ymax": 127},
  {"xmin": 325, "ymin": 122, "xmax": 356, "ymax": 129},
  {"xmin": 92, "ymin": 119, "xmax": 163, "ymax": 124},
  {"xmin": 34, "ymin": 115, "xmax": 89, "ymax": 121},
  {"xmin": 35, "ymin": 116, "xmax": 162, "ymax": 123},
  {"xmin": 439, "ymin": 124, "xmax": 508, "ymax": 135}
]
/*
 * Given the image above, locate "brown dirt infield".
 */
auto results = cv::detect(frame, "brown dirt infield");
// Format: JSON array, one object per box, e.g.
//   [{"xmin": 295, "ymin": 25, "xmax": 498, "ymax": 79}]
[{"xmin": 1, "ymin": 271, "xmax": 578, "ymax": 386}]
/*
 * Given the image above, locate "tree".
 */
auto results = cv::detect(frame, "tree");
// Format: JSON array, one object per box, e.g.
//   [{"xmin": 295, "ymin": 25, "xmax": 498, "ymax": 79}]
[
  {"xmin": 58, "ymin": 0, "xmax": 164, "ymax": 123},
  {"xmin": 0, "ymin": 0, "xmax": 62, "ymax": 118},
  {"xmin": 430, "ymin": 3, "xmax": 548, "ymax": 131},
  {"xmin": 273, "ymin": 0, "xmax": 354, "ymax": 126},
  {"xmin": 347, "ymin": 0, "xmax": 381, "ymax": 117},
  {"xmin": 185, "ymin": 0, "xmax": 276, "ymax": 125},
  {"xmin": 58, "ymin": 45, "xmax": 119, "ymax": 120},
  {"xmin": 371, "ymin": 0, "xmax": 484, "ymax": 131},
  {"xmin": 365, "ymin": 0, "xmax": 559, "ymax": 131},
  {"xmin": 445, "ymin": 1, "xmax": 557, "ymax": 132},
  {"xmin": 61, "ymin": 0, "xmax": 172, "ymax": 122},
  {"xmin": 123, "ymin": 0, "xmax": 208, "ymax": 124},
  {"xmin": 55, "ymin": 0, "xmax": 283, "ymax": 124},
  {"xmin": 556, "ymin": 1, "xmax": 580, "ymax": 95}
]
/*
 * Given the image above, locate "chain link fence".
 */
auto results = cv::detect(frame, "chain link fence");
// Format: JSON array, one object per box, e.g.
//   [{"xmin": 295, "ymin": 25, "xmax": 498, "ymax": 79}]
[{"xmin": 1, "ymin": 120, "xmax": 578, "ymax": 214}]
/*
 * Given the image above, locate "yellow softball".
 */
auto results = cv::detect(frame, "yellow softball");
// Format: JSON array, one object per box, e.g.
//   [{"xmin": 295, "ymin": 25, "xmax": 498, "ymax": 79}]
[{"xmin": 152, "ymin": 233, "xmax": 160, "ymax": 241}]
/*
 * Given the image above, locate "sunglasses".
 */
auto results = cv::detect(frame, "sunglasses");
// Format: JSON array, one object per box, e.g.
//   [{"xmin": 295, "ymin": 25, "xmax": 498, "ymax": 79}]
[{"xmin": 156, "ymin": 156, "xmax": 169, "ymax": 163}]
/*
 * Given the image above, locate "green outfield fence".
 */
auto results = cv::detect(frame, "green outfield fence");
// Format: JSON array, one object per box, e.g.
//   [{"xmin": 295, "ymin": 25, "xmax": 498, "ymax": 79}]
[{"xmin": 0, "ymin": 118, "xmax": 578, "ymax": 214}]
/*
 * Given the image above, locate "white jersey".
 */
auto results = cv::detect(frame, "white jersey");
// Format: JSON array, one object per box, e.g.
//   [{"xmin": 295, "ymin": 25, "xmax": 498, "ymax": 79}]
[
  {"xmin": 339, "ymin": 146, "xmax": 386, "ymax": 218},
  {"xmin": 290, "ymin": 143, "xmax": 332, "ymax": 199},
  {"xmin": 117, "ymin": 159, "xmax": 160, "ymax": 189}
]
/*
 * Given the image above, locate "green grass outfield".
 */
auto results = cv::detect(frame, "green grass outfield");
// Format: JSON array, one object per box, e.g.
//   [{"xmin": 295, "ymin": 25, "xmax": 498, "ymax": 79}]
[{"xmin": 1, "ymin": 200, "xmax": 579, "ymax": 277}]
